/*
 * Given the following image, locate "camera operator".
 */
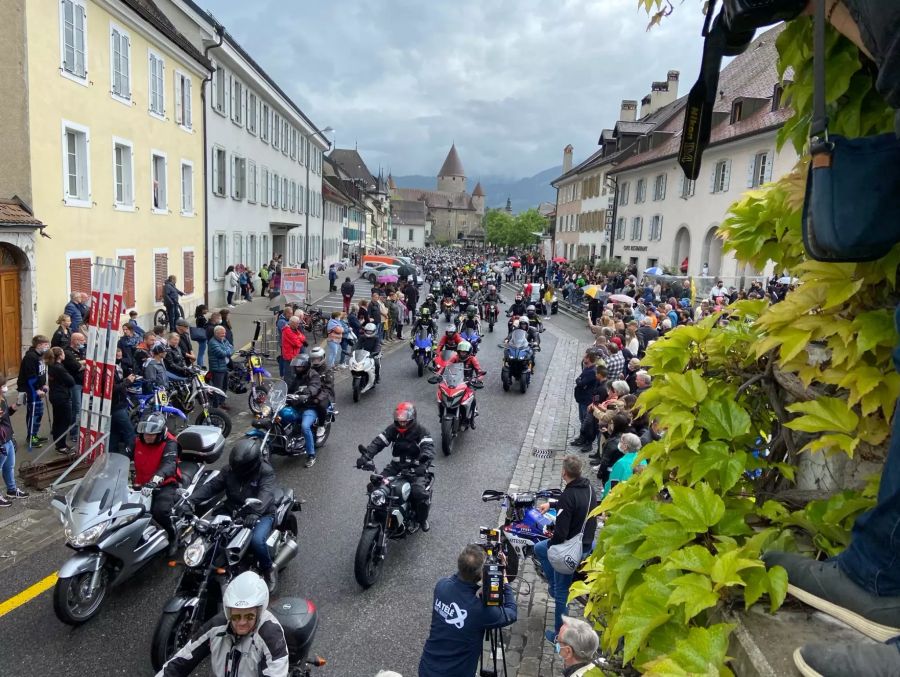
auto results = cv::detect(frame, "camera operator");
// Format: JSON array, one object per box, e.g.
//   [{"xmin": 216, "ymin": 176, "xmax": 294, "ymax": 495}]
[{"xmin": 418, "ymin": 544, "xmax": 518, "ymax": 677}]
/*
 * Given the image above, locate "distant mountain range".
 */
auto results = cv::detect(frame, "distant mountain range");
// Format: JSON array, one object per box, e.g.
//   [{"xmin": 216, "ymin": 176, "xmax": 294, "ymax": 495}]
[{"xmin": 393, "ymin": 165, "xmax": 561, "ymax": 214}]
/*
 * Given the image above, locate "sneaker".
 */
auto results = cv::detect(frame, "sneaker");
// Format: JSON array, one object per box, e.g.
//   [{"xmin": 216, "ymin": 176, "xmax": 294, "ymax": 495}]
[
  {"xmin": 28, "ymin": 435, "xmax": 44, "ymax": 446},
  {"xmin": 793, "ymin": 641, "xmax": 900, "ymax": 677},
  {"xmin": 763, "ymin": 551, "xmax": 900, "ymax": 642},
  {"xmin": 304, "ymin": 456, "xmax": 317, "ymax": 468},
  {"xmin": 570, "ymin": 437, "xmax": 586, "ymax": 446},
  {"xmin": 227, "ymin": 305, "xmax": 236, "ymax": 309},
  {"xmin": 7, "ymin": 488, "xmax": 29, "ymax": 499},
  {"xmin": 420, "ymin": 519, "xmax": 431, "ymax": 532},
  {"xmin": 0, "ymin": 495, "xmax": 10, "ymax": 508}
]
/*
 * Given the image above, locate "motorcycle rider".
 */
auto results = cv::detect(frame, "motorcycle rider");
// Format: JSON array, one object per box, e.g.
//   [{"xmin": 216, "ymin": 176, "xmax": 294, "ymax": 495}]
[
  {"xmin": 133, "ymin": 412, "xmax": 181, "ymax": 556},
  {"xmin": 308, "ymin": 346, "xmax": 334, "ymax": 406},
  {"xmin": 434, "ymin": 341, "xmax": 485, "ymax": 429},
  {"xmin": 356, "ymin": 402, "xmax": 435, "ymax": 532},
  {"xmin": 434, "ymin": 326, "xmax": 462, "ymax": 368},
  {"xmin": 186, "ymin": 440, "xmax": 279, "ymax": 591},
  {"xmin": 525, "ymin": 304, "xmax": 544, "ymax": 332},
  {"xmin": 288, "ymin": 354, "xmax": 323, "ymax": 468},
  {"xmin": 420, "ymin": 294, "xmax": 438, "ymax": 317},
  {"xmin": 456, "ymin": 306, "xmax": 482, "ymax": 337},
  {"xmin": 157, "ymin": 571, "xmax": 289, "ymax": 677},
  {"xmin": 506, "ymin": 293, "xmax": 527, "ymax": 322},
  {"xmin": 481, "ymin": 284, "xmax": 504, "ymax": 320},
  {"xmin": 411, "ymin": 307, "xmax": 438, "ymax": 340},
  {"xmin": 356, "ymin": 322, "xmax": 383, "ymax": 384}
]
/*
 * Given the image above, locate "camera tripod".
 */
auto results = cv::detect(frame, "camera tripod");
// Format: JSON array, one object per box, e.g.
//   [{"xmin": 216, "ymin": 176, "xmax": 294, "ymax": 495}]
[{"xmin": 479, "ymin": 626, "xmax": 508, "ymax": 677}]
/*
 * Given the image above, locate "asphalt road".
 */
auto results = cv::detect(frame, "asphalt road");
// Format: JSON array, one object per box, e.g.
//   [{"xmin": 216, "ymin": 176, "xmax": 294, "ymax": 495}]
[{"xmin": 0, "ymin": 317, "xmax": 568, "ymax": 676}]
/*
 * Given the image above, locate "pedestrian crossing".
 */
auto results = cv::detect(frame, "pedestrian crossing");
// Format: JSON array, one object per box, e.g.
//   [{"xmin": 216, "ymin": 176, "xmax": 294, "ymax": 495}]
[{"xmin": 309, "ymin": 275, "xmax": 374, "ymax": 313}]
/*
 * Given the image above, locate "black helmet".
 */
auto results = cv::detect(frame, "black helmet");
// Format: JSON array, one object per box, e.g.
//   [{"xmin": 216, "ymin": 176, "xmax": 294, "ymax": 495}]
[
  {"xmin": 136, "ymin": 412, "xmax": 166, "ymax": 439},
  {"xmin": 151, "ymin": 343, "xmax": 167, "ymax": 356},
  {"xmin": 291, "ymin": 354, "xmax": 311, "ymax": 375},
  {"xmin": 230, "ymin": 438, "xmax": 262, "ymax": 478}
]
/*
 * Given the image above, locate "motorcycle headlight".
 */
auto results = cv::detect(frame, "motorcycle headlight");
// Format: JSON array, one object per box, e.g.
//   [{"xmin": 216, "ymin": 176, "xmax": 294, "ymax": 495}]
[
  {"xmin": 369, "ymin": 488, "xmax": 388, "ymax": 507},
  {"xmin": 261, "ymin": 405, "xmax": 271, "ymax": 418},
  {"xmin": 183, "ymin": 538, "xmax": 207, "ymax": 567},
  {"xmin": 70, "ymin": 520, "xmax": 110, "ymax": 547}
]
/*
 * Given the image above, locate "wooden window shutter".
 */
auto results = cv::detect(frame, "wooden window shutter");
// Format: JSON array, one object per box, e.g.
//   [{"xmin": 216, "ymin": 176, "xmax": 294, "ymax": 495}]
[
  {"xmin": 183, "ymin": 251, "xmax": 194, "ymax": 295},
  {"xmin": 118, "ymin": 255, "xmax": 136, "ymax": 309},
  {"xmin": 69, "ymin": 257, "xmax": 92, "ymax": 295},
  {"xmin": 154, "ymin": 252, "xmax": 168, "ymax": 303}
]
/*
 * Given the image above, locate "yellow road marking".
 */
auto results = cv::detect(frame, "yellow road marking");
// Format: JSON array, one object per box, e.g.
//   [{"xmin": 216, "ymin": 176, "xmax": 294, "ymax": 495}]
[{"xmin": 0, "ymin": 572, "xmax": 58, "ymax": 618}]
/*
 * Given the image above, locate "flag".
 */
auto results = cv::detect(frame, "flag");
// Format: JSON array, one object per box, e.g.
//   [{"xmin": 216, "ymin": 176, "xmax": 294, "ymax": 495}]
[{"xmin": 690, "ymin": 277, "xmax": 697, "ymax": 306}]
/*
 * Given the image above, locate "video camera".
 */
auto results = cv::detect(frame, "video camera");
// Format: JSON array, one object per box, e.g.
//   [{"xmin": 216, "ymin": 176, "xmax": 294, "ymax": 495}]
[
  {"xmin": 679, "ymin": 0, "xmax": 807, "ymax": 180},
  {"xmin": 479, "ymin": 527, "xmax": 505, "ymax": 607}
]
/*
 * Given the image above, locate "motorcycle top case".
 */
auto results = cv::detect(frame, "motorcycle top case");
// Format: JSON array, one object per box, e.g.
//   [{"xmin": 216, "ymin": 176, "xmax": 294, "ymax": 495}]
[
  {"xmin": 270, "ymin": 598, "xmax": 318, "ymax": 663},
  {"xmin": 176, "ymin": 425, "xmax": 225, "ymax": 464}
]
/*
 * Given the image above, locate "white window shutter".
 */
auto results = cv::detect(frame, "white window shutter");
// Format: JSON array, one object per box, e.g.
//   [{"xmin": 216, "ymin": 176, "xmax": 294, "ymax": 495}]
[
  {"xmin": 763, "ymin": 152, "xmax": 773, "ymax": 183},
  {"xmin": 76, "ymin": 4, "xmax": 87, "ymax": 76},
  {"xmin": 174, "ymin": 75, "xmax": 183, "ymax": 125},
  {"xmin": 746, "ymin": 155, "xmax": 756, "ymax": 188},
  {"xmin": 710, "ymin": 165, "xmax": 717, "ymax": 193},
  {"xmin": 211, "ymin": 149, "xmax": 218, "ymax": 194},
  {"xmin": 123, "ymin": 35, "xmax": 131, "ymax": 96},
  {"xmin": 185, "ymin": 79, "xmax": 192, "ymax": 127},
  {"xmin": 230, "ymin": 156, "xmax": 236, "ymax": 196},
  {"xmin": 210, "ymin": 65, "xmax": 218, "ymax": 110},
  {"xmin": 224, "ymin": 75, "xmax": 230, "ymax": 117},
  {"xmin": 678, "ymin": 172, "xmax": 685, "ymax": 199},
  {"xmin": 658, "ymin": 215, "xmax": 663, "ymax": 240},
  {"xmin": 661, "ymin": 173, "xmax": 667, "ymax": 200},
  {"xmin": 723, "ymin": 160, "xmax": 732, "ymax": 192}
]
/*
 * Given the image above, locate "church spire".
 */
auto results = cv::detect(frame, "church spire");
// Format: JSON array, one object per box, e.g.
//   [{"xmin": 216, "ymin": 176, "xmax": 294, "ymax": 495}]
[{"xmin": 505, "ymin": 196, "xmax": 512, "ymax": 213}]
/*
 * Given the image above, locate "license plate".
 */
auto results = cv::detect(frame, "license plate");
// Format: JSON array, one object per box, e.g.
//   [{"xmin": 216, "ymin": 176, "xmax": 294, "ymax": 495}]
[
  {"xmin": 250, "ymin": 355, "xmax": 261, "ymax": 367},
  {"xmin": 157, "ymin": 391, "xmax": 168, "ymax": 405}
]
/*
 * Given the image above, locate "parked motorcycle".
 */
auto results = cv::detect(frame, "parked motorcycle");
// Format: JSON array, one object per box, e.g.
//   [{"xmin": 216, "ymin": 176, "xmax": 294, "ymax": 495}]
[
  {"xmin": 128, "ymin": 383, "xmax": 188, "ymax": 431},
  {"xmin": 353, "ymin": 459, "xmax": 434, "ymax": 588},
  {"xmin": 150, "ymin": 489, "xmax": 302, "ymax": 670},
  {"xmin": 229, "ymin": 343, "xmax": 272, "ymax": 415},
  {"xmin": 167, "ymin": 368, "xmax": 232, "ymax": 437},
  {"xmin": 500, "ymin": 328, "xmax": 538, "ymax": 394},
  {"xmin": 410, "ymin": 327, "xmax": 434, "ymax": 378},
  {"xmin": 349, "ymin": 349, "xmax": 379, "ymax": 402},
  {"xmin": 480, "ymin": 487, "xmax": 560, "ymax": 582},
  {"xmin": 428, "ymin": 363, "xmax": 484, "ymax": 456},
  {"xmin": 51, "ymin": 426, "xmax": 226, "ymax": 625},
  {"xmin": 247, "ymin": 380, "xmax": 334, "ymax": 459}
]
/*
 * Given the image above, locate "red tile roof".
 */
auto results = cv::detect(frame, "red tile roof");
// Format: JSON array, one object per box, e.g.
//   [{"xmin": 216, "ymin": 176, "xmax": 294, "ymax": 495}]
[{"xmin": 0, "ymin": 198, "xmax": 43, "ymax": 227}]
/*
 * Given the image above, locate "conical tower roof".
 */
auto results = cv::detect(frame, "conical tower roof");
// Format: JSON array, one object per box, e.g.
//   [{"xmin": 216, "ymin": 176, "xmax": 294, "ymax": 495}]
[
  {"xmin": 388, "ymin": 173, "xmax": 397, "ymax": 190},
  {"xmin": 438, "ymin": 143, "xmax": 465, "ymax": 178},
  {"xmin": 472, "ymin": 181, "xmax": 485, "ymax": 197}
]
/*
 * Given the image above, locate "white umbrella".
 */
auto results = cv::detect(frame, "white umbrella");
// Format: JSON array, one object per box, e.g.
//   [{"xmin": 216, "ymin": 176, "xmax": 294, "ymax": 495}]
[
  {"xmin": 777, "ymin": 276, "xmax": 799, "ymax": 284},
  {"xmin": 644, "ymin": 266, "xmax": 664, "ymax": 276}
]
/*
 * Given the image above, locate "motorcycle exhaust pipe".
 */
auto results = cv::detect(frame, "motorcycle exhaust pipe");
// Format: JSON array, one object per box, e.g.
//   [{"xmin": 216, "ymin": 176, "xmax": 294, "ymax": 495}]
[{"xmin": 273, "ymin": 538, "xmax": 299, "ymax": 569}]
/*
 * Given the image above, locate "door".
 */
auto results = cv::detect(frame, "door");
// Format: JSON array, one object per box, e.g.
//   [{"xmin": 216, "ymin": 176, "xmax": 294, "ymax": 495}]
[
  {"xmin": 273, "ymin": 234, "xmax": 286, "ymax": 259},
  {"xmin": 0, "ymin": 270, "xmax": 21, "ymax": 380}
]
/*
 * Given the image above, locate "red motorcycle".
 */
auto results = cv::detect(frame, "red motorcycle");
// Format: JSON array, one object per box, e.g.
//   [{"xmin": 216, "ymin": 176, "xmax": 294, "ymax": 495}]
[
  {"xmin": 428, "ymin": 363, "xmax": 484, "ymax": 456},
  {"xmin": 441, "ymin": 297, "xmax": 455, "ymax": 323},
  {"xmin": 482, "ymin": 302, "xmax": 499, "ymax": 332}
]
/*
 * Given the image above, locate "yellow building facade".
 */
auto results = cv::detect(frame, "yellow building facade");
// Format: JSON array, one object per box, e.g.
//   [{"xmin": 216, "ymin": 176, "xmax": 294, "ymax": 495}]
[{"xmin": 0, "ymin": 0, "xmax": 209, "ymax": 375}]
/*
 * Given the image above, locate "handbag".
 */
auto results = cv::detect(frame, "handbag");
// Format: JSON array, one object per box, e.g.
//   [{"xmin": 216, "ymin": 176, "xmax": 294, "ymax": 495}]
[
  {"xmin": 189, "ymin": 326, "xmax": 206, "ymax": 342},
  {"xmin": 801, "ymin": 0, "xmax": 900, "ymax": 262},
  {"xmin": 548, "ymin": 486, "xmax": 594, "ymax": 575}
]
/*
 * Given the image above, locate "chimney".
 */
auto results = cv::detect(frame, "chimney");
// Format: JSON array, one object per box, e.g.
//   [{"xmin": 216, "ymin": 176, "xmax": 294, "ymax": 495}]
[
  {"xmin": 619, "ymin": 100, "xmax": 638, "ymax": 122},
  {"xmin": 563, "ymin": 144, "xmax": 573, "ymax": 173},
  {"xmin": 667, "ymin": 70, "xmax": 680, "ymax": 97},
  {"xmin": 640, "ymin": 94, "xmax": 652, "ymax": 118}
]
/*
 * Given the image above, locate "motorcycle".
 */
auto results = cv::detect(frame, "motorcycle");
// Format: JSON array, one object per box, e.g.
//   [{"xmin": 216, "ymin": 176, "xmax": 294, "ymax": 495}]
[
  {"xmin": 229, "ymin": 343, "xmax": 272, "ymax": 415},
  {"xmin": 167, "ymin": 368, "xmax": 232, "ymax": 437},
  {"xmin": 128, "ymin": 383, "xmax": 189, "ymax": 431},
  {"xmin": 247, "ymin": 380, "xmax": 334, "ymax": 459},
  {"xmin": 150, "ymin": 490, "xmax": 302, "ymax": 670},
  {"xmin": 410, "ymin": 327, "xmax": 434, "ymax": 378},
  {"xmin": 483, "ymin": 302, "xmax": 499, "ymax": 332},
  {"xmin": 349, "ymin": 349, "xmax": 378, "ymax": 403},
  {"xmin": 480, "ymin": 487, "xmax": 560, "ymax": 582},
  {"xmin": 353, "ymin": 458, "xmax": 434, "ymax": 588},
  {"xmin": 51, "ymin": 426, "xmax": 226, "ymax": 625},
  {"xmin": 428, "ymin": 363, "xmax": 484, "ymax": 456},
  {"xmin": 459, "ymin": 327, "xmax": 481, "ymax": 355},
  {"xmin": 500, "ymin": 328, "xmax": 538, "ymax": 394},
  {"xmin": 441, "ymin": 297, "xmax": 455, "ymax": 323}
]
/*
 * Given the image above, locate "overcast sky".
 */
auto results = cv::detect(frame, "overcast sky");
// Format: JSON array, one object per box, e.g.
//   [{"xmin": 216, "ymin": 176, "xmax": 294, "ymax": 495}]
[{"xmin": 203, "ymin": 0, "xmax": 706, "ymax": 179}]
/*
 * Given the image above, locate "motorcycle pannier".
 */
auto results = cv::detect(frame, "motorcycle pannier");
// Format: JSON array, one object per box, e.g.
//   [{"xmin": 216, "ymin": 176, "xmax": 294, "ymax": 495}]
[
  {"xmin": 270, "ymin": 598, "xmax": 319, "ymax": 664},
  {"xmin": 176, "ymin": 425, "xmax": 225, "ymax": 464}
]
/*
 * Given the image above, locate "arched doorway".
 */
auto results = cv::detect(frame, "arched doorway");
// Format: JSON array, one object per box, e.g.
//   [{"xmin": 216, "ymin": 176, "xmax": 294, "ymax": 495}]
[
  {"xmin": 701, "ymin": 225, "xmax": 724, "ymax": 277},
  {"xmin": 672, "ymin": 226, "xmax": 691, "ymax": 273},
  {"xmin": 0, "ymin": 244, "xmax": 24, "ymax": 380}
]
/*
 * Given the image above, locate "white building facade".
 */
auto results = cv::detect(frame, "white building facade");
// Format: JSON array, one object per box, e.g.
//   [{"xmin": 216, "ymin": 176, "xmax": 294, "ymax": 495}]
[{"xmin": 171, "ymin": 3, "xmax": 329, "ymax": 306}]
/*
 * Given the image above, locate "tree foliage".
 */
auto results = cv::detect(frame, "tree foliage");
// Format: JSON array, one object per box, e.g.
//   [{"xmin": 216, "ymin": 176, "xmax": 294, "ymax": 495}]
[
  {"xmin": 581, "ymin": 11, "xmax": 897, "ymax": 675},
  {"xmin": 483, "ymin": 208, "xmax": 544, "ymax": 247}
]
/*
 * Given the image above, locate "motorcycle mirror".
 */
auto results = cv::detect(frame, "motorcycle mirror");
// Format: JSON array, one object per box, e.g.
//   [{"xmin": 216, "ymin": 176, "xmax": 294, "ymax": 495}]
[
  {"xmin": 481, "ymin": 489, "xmax": 503, "ymax": 502},
  {"xmin": 427, "ymin": 376, "xmax": 441, "ymax": 384}
]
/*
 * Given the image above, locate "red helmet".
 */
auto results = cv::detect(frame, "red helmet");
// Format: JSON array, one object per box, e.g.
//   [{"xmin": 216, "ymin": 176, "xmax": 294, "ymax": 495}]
[
  {"xmin": 459, "ymin": 290, "xmax": 469, "ymax": 299},
  {"xmin": 394, "ymin": 402, "xmax": 417, "ymax": 433}
]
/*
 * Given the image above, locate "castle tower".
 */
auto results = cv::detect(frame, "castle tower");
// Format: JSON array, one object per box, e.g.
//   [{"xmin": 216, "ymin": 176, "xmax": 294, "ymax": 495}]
[
  {"xmin": 472, "ymin": 181, "xmax": 485, "ymax": 214},
  {"xmin": 437, "ymin": 143, "xmax": 466, "ymax": 193}
]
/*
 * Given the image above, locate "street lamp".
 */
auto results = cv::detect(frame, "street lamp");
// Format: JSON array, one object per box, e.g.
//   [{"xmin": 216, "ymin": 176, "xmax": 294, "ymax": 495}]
[{"xmin": 303, "ymin": 125, "xmax": 334, "ymax": 274}]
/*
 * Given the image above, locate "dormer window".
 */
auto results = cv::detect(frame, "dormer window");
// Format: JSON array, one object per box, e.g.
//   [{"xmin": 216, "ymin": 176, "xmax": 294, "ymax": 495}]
[
  {"xmin": 731, "ymin": 100, "xmax": 743, "ymax": 124},
  {"xmin": 772, "ymin": 83, "xmax": 785, "ymax": 110}
]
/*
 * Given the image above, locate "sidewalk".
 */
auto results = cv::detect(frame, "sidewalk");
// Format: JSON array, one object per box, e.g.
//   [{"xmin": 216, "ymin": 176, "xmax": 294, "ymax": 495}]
[{"xmin": 484, "ymin": 322, "xmax": 589, "ymax": 676}]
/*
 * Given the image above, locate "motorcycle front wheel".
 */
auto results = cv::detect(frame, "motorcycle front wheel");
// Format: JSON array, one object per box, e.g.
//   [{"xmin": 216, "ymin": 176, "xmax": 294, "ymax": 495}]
[
  {"xmin": 441, "ymin": 417, "xmax": 454, "ymax": 456},
  {"xmin": 415, "ymin": 354, "xmax": 424, "ymax": 378},
  {"xmin": 248, "ymin": 383, "xmax": 270, "ymax": 415},
  {"xmin": 151, "ymin": 606, "xmax": 195, "ymax": 671},
  {"xmin": 354, "ymin": 525, "xmax": 384, "ymax": 588},
  {"xmin": 520, "ymin": 375, "xmax": 528, "ymax": 394},
  {"xmin": 53, "ymin": 569, "xmax": 110, "ymax": 625},
  {"xmin": 352, "ymin": 376, "xmax": 361, "ymax": 403},
  {"xmin": 489, "ymin": 322, "xmax": 494, "ymax": 333},
  {"xmin": 195, "ymin": 407, "xmax": 232, "ymax": 438}
]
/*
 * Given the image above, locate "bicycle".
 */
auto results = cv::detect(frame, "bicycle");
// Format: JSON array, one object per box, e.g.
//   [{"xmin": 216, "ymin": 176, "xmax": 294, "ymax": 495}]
[{"xmin": 153, "ymin": 303, "xmax": 184, "ymax": 329}]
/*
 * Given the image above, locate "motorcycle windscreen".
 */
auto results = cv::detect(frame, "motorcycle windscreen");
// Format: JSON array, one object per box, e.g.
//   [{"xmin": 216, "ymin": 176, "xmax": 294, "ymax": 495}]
[
  {"xmin": 68, "ymin": 452, "xmax": 130, "ymax": 530},
  {"xmin": 415, "ymin": 327, "xmax": 431, "ymax": 344},
  {"xmin": 266, "ymin": 380, "xmax": 289, "ymax": 413},
  {"xmin": 509, "ymin": 329, "xmax": 530, "ymax": 348},
  {"xmin": 444, "ymin": 363, "xmax": 466, "ymax": 388},
  {"xmin": 353, "ymin": 349, "xmax": 371, "ymax": 363}
]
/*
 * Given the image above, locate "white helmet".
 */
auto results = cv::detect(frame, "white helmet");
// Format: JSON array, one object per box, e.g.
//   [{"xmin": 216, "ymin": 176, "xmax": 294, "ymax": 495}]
[
  {"xmin": 364, "ymin": 322, "xmax": 377, "ymax": 337},
  {"xmin": 223, "ymin": 571, "xmax": 269, "ymax": 618}
]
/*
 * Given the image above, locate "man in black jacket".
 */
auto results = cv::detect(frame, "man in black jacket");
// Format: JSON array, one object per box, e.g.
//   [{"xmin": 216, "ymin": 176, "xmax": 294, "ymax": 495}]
[
  {"xmin": 534, "ymin": 455, "xmax": 597, "ymax": 640},
  {"xmin": 163, "ymin": 275, "xmax": 184, "ymax": 332},
  {"xmin": 340, "ymin": 277, "xmax": 355, "ymax": 314},
  {"xmin": 62, "ymin": 332, "xmax": 86, "ymax": 444},
  {"xmin": 288, "ymin": 354, "xmax": 323, "ymax": 468},
  {"xmin": 17, "ymin": 335, "xmax": 50, "ymax": 447},
  {"xmin": 357, "ymin": 402, "xmax": 434, "ymax": 531},
  {"xmin": 189, "ymin": 440, "xmax": 279, "ymax": 590}
]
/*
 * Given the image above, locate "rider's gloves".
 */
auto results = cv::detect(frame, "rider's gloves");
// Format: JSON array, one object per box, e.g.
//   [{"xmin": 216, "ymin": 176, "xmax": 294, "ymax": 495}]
[
  {"xmin": 141, "ymin": 482, "xmax": 158, "ymax": 497},
  {"xmin": 356, "ymin": 455, "xmax": 371, "ymax": 470}
]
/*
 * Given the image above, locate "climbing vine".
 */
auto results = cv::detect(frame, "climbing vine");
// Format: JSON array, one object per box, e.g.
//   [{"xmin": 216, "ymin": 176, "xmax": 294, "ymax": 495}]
[{"xmin": 579, "ymin": 9, "xmax": 897, "ymax": 676}]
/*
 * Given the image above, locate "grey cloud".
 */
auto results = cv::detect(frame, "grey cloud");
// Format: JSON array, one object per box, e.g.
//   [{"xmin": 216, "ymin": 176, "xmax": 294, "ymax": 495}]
[{"xmin": 202, "ymin": 0, "xmax": 706, "ymax": 177}]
